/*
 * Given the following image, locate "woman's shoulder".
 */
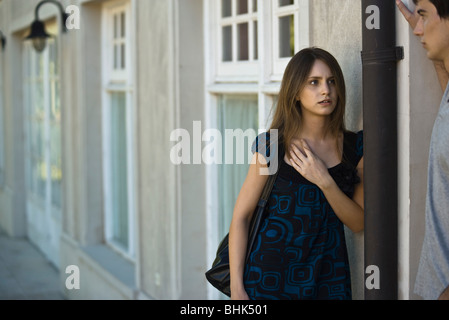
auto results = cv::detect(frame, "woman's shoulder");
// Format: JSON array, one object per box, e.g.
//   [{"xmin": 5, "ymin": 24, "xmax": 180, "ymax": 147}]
[
  {"xmin": 251, "ymin": 131, "xmax": 283, "ymax": 167},
  {"xmin": 251, "ymin": 131, "xmax": 279, "ymax": 155},
  {"xmin": 251, "ymin": 132, "xmax": 270, "ymax": 154},
  {"xmin": 344, "ymin": 129, "xmax": 363, "ymax": 138},
  {"xmin": 343, "ymin": 130, "xmax": 363, "ymax": 164},
  {"xmin": 344, "ymin": 130, "xmax": 363, "ymax": 147}
]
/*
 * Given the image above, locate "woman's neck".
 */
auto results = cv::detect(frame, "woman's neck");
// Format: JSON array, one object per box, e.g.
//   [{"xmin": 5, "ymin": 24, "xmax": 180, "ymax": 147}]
[{"xmin": 298, "ymin": 115, "xmax": 332, "ymax": 142}]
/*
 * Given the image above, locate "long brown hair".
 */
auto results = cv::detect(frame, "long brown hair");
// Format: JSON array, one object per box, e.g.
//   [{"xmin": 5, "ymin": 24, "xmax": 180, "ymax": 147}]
[{"xmin": 269, "ymin": 47, "xmax": 347, "ymax": 156}]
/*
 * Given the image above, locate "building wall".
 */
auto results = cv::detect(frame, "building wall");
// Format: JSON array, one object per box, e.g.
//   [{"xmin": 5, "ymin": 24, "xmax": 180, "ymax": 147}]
[
  {"xmin": 0, "ymin": 0, "xmax": 30, "ymax": 238},
  {"xmin": 134, "ymin": 0, "xmax": 206, "ymax": 300},
  {"xmin": 62, "ymin": 0, "xmax": 207, "ymax": 300},
  {"xmin": 59, "ymin": 0, "xmax": 136, "ymax": 300},
  {"xmin": 176, "ymin": 0, "xmax": 208, "ymax": 299},
  {"xmin": 59, "ymin": 0, "xmax": 207, "ymax": 300}
]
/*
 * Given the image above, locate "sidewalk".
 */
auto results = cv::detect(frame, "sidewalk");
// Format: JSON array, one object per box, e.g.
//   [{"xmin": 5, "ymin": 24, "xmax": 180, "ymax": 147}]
[{"xmin": 0, "ymin": 229, "xmax": 65, "ymax": 300}]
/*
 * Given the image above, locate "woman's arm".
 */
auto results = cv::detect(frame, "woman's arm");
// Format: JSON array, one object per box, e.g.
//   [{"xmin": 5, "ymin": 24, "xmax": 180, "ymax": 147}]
[
  {"xmin": 289, "ymin": 140, "xmax": 364, "ymax": 233},
  {"xmin": 320, "ymin": 158, "xmax": 364, "ymax": 233},
  {"xmin": 228, "ymin": 152, "xmax": 269, "ymax": 300}
]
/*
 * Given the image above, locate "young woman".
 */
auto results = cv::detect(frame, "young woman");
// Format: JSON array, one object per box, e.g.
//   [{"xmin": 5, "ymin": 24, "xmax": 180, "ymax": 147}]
[{"xmin": 228, "ymin": 47, "xmax": 364, "ymax": 300}]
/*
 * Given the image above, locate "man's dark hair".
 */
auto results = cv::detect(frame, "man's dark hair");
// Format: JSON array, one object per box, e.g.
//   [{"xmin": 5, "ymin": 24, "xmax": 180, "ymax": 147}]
[{"xmin": 413, "ymin": 0, "xmax": 449, "ymax": 19}]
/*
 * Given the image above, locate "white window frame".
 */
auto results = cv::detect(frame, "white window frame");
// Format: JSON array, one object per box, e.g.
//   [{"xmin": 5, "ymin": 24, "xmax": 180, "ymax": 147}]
[
  {"xmin": 211, "ymin": 0, "xmax": 309, "ymax": 83},
  {"xmin": 101, "ymin": 0, "xmax": 136, "ymax": 260},
  {"xmin": 216, "ymin": 0, "xmax": 259, "ymax": 81},
  {"xmin": 271, "ymin": 0, "xmax": 309, "ymax": 81}
]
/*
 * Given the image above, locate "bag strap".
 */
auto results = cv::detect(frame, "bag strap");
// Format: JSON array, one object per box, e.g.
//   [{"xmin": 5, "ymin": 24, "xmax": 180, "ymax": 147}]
[
  {"xmin": 257, "ymin": 139, "xmax": 284, "ymax": 207},
  {"xmin": 256, "ymin": 172, "xmax": 278, "ymax": 208},
  {"xmin": 245, "ymin": 140, "xmax": 284, "ymax": 261}
]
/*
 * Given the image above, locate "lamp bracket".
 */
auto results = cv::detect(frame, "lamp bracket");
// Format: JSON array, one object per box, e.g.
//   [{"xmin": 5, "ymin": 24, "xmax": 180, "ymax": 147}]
[{"xmin": 35, "ymin": 0, "xmax": 69, "ymax": 32}]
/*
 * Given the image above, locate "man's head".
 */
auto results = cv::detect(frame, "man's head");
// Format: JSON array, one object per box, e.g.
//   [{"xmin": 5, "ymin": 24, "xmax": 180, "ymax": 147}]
[
  {"xmin": 413, "ymin": 0, "xmax": 449, "ymax": 19},
  {"xmin": 413, "ymin": 0, "xmax": 449, "ymax": 63}
]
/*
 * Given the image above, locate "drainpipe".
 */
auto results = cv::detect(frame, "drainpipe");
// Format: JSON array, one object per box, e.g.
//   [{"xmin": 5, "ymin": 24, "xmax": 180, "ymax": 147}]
[{"xmin": 361, "ymin": 1, "xmax": 403, "ymax": 300}]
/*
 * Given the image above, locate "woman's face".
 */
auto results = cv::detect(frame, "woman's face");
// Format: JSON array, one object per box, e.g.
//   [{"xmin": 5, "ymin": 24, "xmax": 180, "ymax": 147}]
[{"xmin": 297, "ymin": 59, "xmax": 337, "ymax": 118}]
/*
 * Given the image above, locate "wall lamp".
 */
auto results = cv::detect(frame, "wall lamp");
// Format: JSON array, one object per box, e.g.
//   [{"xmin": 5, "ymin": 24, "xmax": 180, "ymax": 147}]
[
  {"xmin": 0, "ymin": 30, "xmax": 5, "ymax": 51},
  {"xmin": 25, "ymin": 0, "xmax": 69, "ymax": 53}
]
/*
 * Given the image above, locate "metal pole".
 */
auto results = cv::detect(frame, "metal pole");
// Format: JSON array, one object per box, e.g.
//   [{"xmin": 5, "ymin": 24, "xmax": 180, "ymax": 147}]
[{"xmin": 361, "ymin": 0, "xmax": 403, "ymax": 300}]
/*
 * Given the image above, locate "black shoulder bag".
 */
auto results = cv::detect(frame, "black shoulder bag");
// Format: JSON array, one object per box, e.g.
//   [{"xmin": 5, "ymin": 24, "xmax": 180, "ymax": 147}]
[{"xmin": 205, "ymin": 143, "xmax": 281, "ymax": 297}]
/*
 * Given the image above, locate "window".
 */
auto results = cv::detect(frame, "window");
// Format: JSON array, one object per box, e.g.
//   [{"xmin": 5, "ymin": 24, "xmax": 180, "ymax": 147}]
[
  {"xmin": 271, "ymin": 0, "xmax": 309, "ymax": 80},
  {"xmin": 217, "ymin": 95, "xmax": 258, "ymax": 237},
  {"xmin": 23, "ymin": 38, "xmax": 62, "ymax": 208},
  {"xmin": 102, "ymin": 0, "xmax": 135, "ymax": 258},
  {"xmin": 216, "ymin": 0, "xmax": 259, "ymax": 80},
  {"xmin": 212, "ymin": 0, "xmax": 309, "ymax": 82},
  {"xmin": 111, "ymin": 6, "xmax": 127, "ymax": 80}
]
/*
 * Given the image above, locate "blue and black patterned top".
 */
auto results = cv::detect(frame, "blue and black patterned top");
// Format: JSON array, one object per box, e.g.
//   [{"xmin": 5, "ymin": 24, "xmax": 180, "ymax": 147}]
[{"xmin": 244, "ymin": 130, "xmax": 363, "ymax": 300}]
